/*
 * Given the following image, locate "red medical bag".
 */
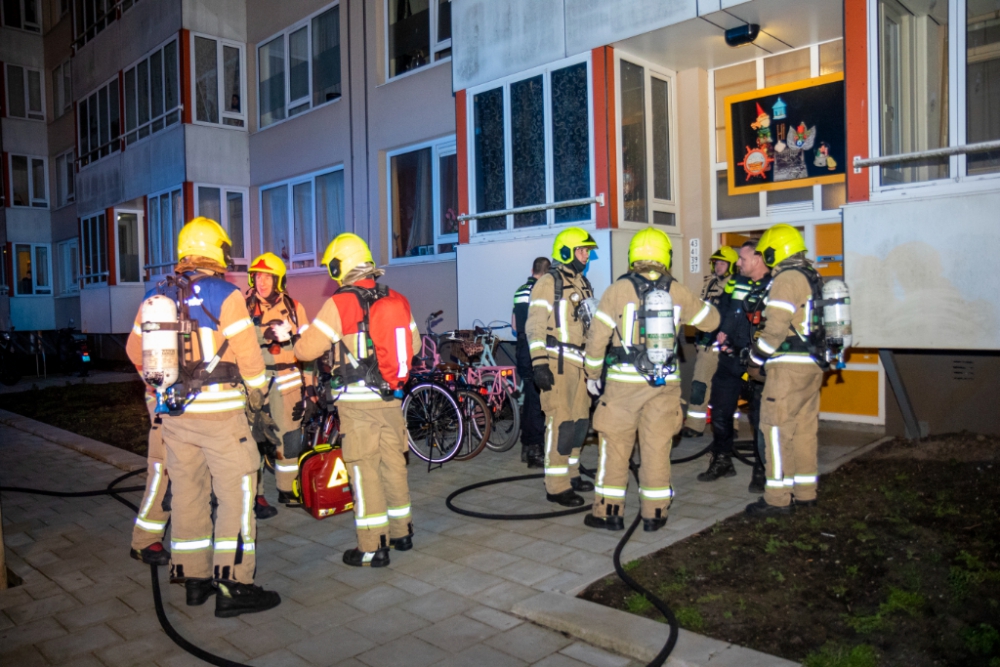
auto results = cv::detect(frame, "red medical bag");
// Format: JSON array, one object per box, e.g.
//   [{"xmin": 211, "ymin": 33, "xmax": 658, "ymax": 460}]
[{"xmin": 293, "ymin": 412, "xmax": 354, "ymax": 520}]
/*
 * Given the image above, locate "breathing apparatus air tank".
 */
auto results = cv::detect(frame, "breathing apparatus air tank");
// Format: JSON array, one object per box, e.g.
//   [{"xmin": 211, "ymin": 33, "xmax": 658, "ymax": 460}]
[
  {"xmin": 821, "ymin": 278, "xmax": 852, "ymax": 369},
  {"xmin": 141, "ymin": 295, "xmax": 180, "ymax": 413},
  {"xmin": 642, "ymin": 289, "xmax": 676, "ymax": 382}
]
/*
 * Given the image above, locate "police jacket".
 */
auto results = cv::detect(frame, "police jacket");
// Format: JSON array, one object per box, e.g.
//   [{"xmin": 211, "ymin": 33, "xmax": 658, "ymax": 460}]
[
  {"xmin": 126, "ymin": 270, "xmax": 268, "ymax": 418},
  {"xmin": 525, "ymin": 266, "xmax": 593, "ymax": 369},
  {"xmin": 294, "ymin": 278, "xmax": 422, "ymax": 407},
  {"xmin": 512, "ymin": 277, "xmax": 536, "ymax": 337},
  {"xmin": 583, "ymin": 271, "xmax": 720, "ymax": 385},
  {"xmin": 749, "ymin": 258, "xmax": 821, "ymax": 368},
  {"xmin": 247, "ymin": 293, "xmax": 315, "ymax": 396},
  {"xmin": 719, "ymin": 274, "xmax": 770, "ymax": 351}
]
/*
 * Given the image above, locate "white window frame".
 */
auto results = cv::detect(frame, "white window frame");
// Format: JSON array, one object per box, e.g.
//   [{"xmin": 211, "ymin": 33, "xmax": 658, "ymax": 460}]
[
  {"xmin": 80, "ymin": 211, "xmax": 109, "ymax": 287},
  {"xmin": 13, "ymin": 242, "xmax": 53, "ymax": 297},
  {"xmin": 1, "ymin": 0, "xmax": 41, "ymax": 32},
  {"xmin": 145, "ymin": 186, "xmax": 184, "ymax": 279},
  {"xmin": 193, "ymin": 184, "xmax": 251, "ymax": 269},
  {"xmin": 256, "ymin": 1, "xmax": 343, "ymax": 131},
  {"xmin": 53, "ymin": 60, "xmax": 73, "ymax": 118},
  {"xmin": 386, "ymin": 136, "xmax": 458, "ymax": 265},
  {"xmin": 55, "ymin": 150, "xmax": 76, "ymax": 208},
  {"xmin": 122, "ymin": 36, "xmax": 181, "ymax": 148},
  {"xmin": 8, "ymin": 153, "xmax": 49, "ymax": 208},
  {"xmin": 867, "ymin": 0, "xmax": 1000, "ymax": 198},
  {"xmin": 613, "ymin": 51, "xmax": 680, "ymax": 230},
  {"xmin": 258, "ymin": 166, "xmax": 346, "ymax": 274},
  {"xmin": 5, "ymin": 63, "xmax": 45, "ymax": 121},
  {"xmin": 77, "ymin": 74, "xmax": 121, "ymax": 168},
  {"xmin": 114, "ymin": 208, "xmax": 145, "ymax": 284},
  {"xmin": 384, "ymin": 0, "xmax": 452, "ymax": 82},
  {"xmin": 190, "ymin": 33, "xmax": 247, "ymax": 130},
  {"xmin": 465, "ymin": 52, "xmax": 596, "ymax": 239},
  {"xmin": 57, "ymin": 238, "xmax": 80, "ymax": 296}
]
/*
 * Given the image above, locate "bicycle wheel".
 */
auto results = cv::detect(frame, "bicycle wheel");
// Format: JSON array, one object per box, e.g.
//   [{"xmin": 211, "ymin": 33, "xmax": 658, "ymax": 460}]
[
  {"xmin": 483, "ymin": 375, "xmax": 521, "ymax": 452},
  {"xmin": 452, "ymin": 390, "xmax": 492, "ymax": 461},
  {"xmin": 403, "ymin": 382, "xmax": 464, "ymax": 464}
]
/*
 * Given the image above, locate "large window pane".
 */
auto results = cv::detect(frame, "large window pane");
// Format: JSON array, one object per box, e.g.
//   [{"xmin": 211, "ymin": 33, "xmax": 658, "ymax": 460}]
[
  {"xmin": 124, "ymin": 68, "xmax": 137, "ymax": 132},
  {"xmin": 11, "ymin": 155, "xmax": 29, "ymax": 206},
  {"xmin": 109, "ymin": 82, "xmax": 120, "ymax": 144},
  {"xmin": 293, "ymin": 182, "xmax": 314, "ymax": 256},
  {"xmin": 438, "ymin": 0, "xmax": 451, "ymax": 42},
  {"xmin": 118, "ymin": 213, "xmax": 140, "ymax": 283},
  {"xmin": 312, "ymin": 6, "xmax": 341, "ymax": 105},
  {"xmin": 98, "ymin": 86, "xmax": 109, "ymax": 149},
  {"xmin": 30, "ymin": 158, "xmax": 45, "ymax": 205},
  {"xmin": 164, "ymin": 41, "xmax": 179, "ymax": 114},
  {"xmin": 27, "ymin": 69, "xmax": 42, "ymax": 119},
  {"xmin": 259, "ymin": 37, "xmax": 285, "ymax": 127},
  {"xmin": 262, "ymin": 185, "xmax": 289, "ymax": 260},
  {"xmin": 62, "ymin": 63, "xmax": 72, "ymax": 115},
  {"xmin": 34, "ymin": 246, "xmax": 50, "ymax": 293},
  {"xmin": 8, "ymin": 66, "xmax": 26, "ymax": 118},
  {"xmin": 3, "ymin": 0, "xmax": 22, "ymax": 29},
  {"xmin": 439, "ymin": 153, "xmax": 458, "ymax": 237},
  {"xmin": 160, "ymin": 194, "xmax": 172, "ymax": 266},
  {"xmin": 198, "ymin": 186, "xmax": 222, "ymax": 223},
  {"xmin": 16, "ymin": 245, "xmax": 32, "ymax": 295},
  {"xmin": 716, "ymin": 170, "xmax": 759, "ymax": 220},
  {"xmin": 171, "ymin": 190, "xmax": 182, "ymax": 260},
  {"xmin": 391, "ymin": 148, "xmax": 433, "ymax": 257},
  {"xmin": 820, "ymin": 39, "xmax": 845, "ymax": 75},
  {"xmin": 195, "ymin": 36, "xmax": 219, "ymax": 123},
  {"xmin": 88, "ymin": 95, "xmax": 98, "ymax": 153},
  {"xmin": 65, "ymin": 155, "xmax": 75, "ymax": 200},
  {"xmin": 510, "ymin": 76, "xmax": 546, "ymax": 228},
  {"xmin": 224, "ymin": 45, "xmax": 242, "ymax": 115},
  {"xmin": 150, "ymin": 49, "xmax": 164, "ymax": 119},
  {"xmin": 764, "ymin": 47, "xmax": 811, "ymax": 87},
  {"xmin": 966, "ymin": 1, "xmax": 1000, "ymax": 175},
  {"xmin": 148, "ymin": 196, "xmax": 161, "ymax": 266},
  {"xmin": 315, "ymin": 170, "xmax": 345, "ymax": 248},
  {"xmin": 620, "ymin": 60, "xmax": 647, "ymax": 222},
  {"xmin": 473, "ymin": 87, "xmax": 506, "ymax": 232},
  {"xmin": 714, "ymin": 62, "xmax": 756, "ymax": 163},
  {"xmin": 137, "ymin": 59, "xmax": 150, "ymax": 127},
  {"xmin": 388, "ymin": 0, "xmax": 430, "ymax": 77},
  {"xmin": 289, "ymin": 27, "xmax": 309, "ymax": 110},
  {"xmin": 651, "ymin": 76, "xmax": 671, "ymax": 201},
  {"xmin": 878, "ymin": 0, "xmax": 949, "ymax": 184},
  {"xmin": 552, "ymin": 62, "xmax": 591, "ymax": 224},
  {"xmin": 227, "ymin": 192, "xmax": 245, "ymax": 259}
]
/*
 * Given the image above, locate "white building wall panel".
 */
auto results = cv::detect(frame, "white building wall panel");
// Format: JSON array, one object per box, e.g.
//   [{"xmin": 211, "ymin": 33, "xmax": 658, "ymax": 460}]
[
  {"xmin": 843, "ymin": 191, "xmax": 1000, "ymax": 350},
  {"xmin": 0, "ymin": 28, "xmax": 44, "ymax": 67},
  {"xmin": 183, "ymin": 0, "xmax": 247, "ymax": 41},
  {"xmin": 185, "ymin": 125, "xmax": 250, "ymax": 186},
  {"xmin": 10, "ymin": 298, "xmax": 56, "ymax": 331},
  {"xmin": 563, "ymin": 0, "xmax": 697, "ymax": 58},
  {"xmin": 121, "ymin": 125, "xmax": 187, "ymax": 204},
  {"xmin": 0, "ymin": 118, "xmax": 48, "ymax": 156},
  {"xmin": 5, "ymin": 210, "xmax": 53, "ymax": 244}
]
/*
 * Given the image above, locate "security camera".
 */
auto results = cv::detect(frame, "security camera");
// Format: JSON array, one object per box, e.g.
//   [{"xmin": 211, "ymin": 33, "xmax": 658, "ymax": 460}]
[{"xmin": 725, "ymin": 23, "xmax": 760, "ymax": 47}]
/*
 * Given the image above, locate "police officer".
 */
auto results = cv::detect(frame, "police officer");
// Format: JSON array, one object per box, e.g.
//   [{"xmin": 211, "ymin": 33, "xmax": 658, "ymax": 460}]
[
  {"xmin": 246, "ymin": 253, "xmax": 315, "ymax": 513},
  {"xmin": 512, "ymin": 257, "xmax": 551, "ymax": 468},
  {"xmin": 697, "ymin": 241, "xmax": 771, "ymax": 492},
  {"xmin": 681, "ymin": 246, "xmax": 737, "ymax": 438},
  {"xmin": 294, "ymin": 233, "xmax": 422, "ymax": 567},
  {"xmin": 526, "ymin": 228, "xmax": 598, "ymax": 507},
  {"xmin": 745, "ymin": 224, "xmax": 825, "ymax": 517},
  {"xmin": 583, "ymin": 229, "xmax": 720, "ymax": 531},
  {"xmin": 128, "ymin": 217, "xmax": 280, "ymax": 617}
]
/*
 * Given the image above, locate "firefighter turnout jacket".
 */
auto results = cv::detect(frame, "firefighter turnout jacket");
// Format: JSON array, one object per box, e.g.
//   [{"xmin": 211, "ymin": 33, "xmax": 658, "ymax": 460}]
[
  {"xmin": 526, "ymin": 266, "xmax": 593, "ymax": 373},
  {"xmin": 749, "ymin": 260, "xmax": 820, "ymax": 367},
  {"xmin": 694, "ymin": 273, "xmax": 729, "ymax": 350},
  {"xmin": 248, "ymin": 294, "xmax": 315, "ymax": 396}
]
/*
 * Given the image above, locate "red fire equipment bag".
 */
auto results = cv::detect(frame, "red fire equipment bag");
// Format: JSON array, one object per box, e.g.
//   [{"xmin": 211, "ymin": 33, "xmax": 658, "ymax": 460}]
[{"xmin": 294, "ymin": 441, "xmax": 354, "ymax": 520}]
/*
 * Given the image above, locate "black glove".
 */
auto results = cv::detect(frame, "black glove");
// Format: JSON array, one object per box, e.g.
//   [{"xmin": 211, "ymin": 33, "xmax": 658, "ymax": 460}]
[
  {"xmin": 292, "ymin": 398, "xmax": 319, "ymax": 423},
  {"xmin": 533, "ymin": 364, "xmax": 555, "ymax": 392},
  {"xmin": 247, "ymin": 388, "xmax": 281, "ymax": 447}
]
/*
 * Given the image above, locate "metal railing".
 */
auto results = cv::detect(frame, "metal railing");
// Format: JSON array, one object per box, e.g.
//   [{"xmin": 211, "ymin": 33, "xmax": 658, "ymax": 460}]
[
  {"xmin": 853, "ymin": 139, "xmax": 1000, "ymax": 169},
  {"xmin": 457, "ymin": 194, "xmax": 605, "ymax": 222}
]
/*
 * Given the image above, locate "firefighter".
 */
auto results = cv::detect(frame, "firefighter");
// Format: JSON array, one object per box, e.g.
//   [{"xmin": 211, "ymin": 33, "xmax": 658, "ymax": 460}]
[
  {"xmin": 126, "ymin": 393, "xmax": 171, "ymax": 566},
  {"xmin": 583, "ymin": 228, "xmax": 720, "ymax": 531},
  {"xmin": 698, "ymin": 241, "xmax": 771, "ymax": 491},
  {"xmin": 526, "ymin": 228, "xmax": 598, "ymax": 507},
  {"xmin": 745, "ymin": 224, "xmax": 825, "ymax": 517},
  {"xmin": 128, "ymin": 217, "xmax": 280, "ymax": 617},
  {"xmin": 246, "ymin": 253, "xmax": 316, "ymax": 514},
  {"xmin": 681, "ymin": 246, "xmax": 737, "ymax": 438},
  {"xmin": 512, "ymin": 257, "xmax": 551, "ymax": 469},
  {"xmin": 294, "ymin": 233, "xmax": 421, "ymax": 567}
]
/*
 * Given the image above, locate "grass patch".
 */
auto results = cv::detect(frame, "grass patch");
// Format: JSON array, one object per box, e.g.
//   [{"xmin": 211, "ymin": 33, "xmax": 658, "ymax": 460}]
[{"xmin": 803, "ymin": 643, "xmax": 878, "ymax": 667}]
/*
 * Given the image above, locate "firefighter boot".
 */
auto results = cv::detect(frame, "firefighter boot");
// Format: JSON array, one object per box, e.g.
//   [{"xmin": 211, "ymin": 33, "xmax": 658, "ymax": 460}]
[
  {"xmin": 130, "ymin": 542, "xmax": 171, "ymax": 566},
  {"xmin": 749, "ymin": 465, "xmax": 766, "ymax": 494},
  {"xmin": 680, "ymin": 427, "xmax": 704, "ymax": 439},
  {"xmin": 185, "ymin": 578, "xmax": 215, "ymax": 606},
  {"xmin": 525, "ymin": 445, "xmax": 544, "ymax": 469},
  {"xmin": 571, "ymin": 476, "xmax": 594, "ymax": 492},
  {"xmin": 254, "ymin": 495, "xmax": 278, "ymax": 520},
  {"xmin": 343, "ymin": 547, "xmax": 391, "ymax": 567},
  {"xmin": 745, "ymin": 497, "xmax": 793, "ymax": 518},
  {"xmin": 277, "ymin": 490, "xmax": 301, "ymax": 507},
  {"xmin": 697, "ymin": 453, "xmax": 736, "ymax": 482},
  {"xmin": 390, "ymin": 525, "xmax": 414, "ymax": 551},
  {"xmin": 643, "ymin": 509, "xmax": 668, "ymax": 532},
  {"xmin": 215, "ymin": 581, "xmax": 282, "ymax": 618},
  {"xmin": 584, "ymin": 513, "xmax": 624, "ymax": 531},
  {"xmin": 546, "ymin": 489, "xmax": 585, "ymax": 507}
]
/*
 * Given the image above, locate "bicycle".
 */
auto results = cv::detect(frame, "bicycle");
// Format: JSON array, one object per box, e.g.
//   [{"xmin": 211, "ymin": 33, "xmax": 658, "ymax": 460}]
[{"xmin": 465, "ymin": 321, "xmax": 521, "ymax": 453}]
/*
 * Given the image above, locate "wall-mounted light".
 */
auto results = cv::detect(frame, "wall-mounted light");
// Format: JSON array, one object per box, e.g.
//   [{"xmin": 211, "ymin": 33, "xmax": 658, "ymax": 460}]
[{"xmin": 725, "ymin": 23, "xmax": 760, "ymax": 47}]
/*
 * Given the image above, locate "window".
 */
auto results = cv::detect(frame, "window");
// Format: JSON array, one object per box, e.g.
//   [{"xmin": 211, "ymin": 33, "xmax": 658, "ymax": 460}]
[
  {"xmin": 53, "ymin": 60, "xmax": 73, "ymax": 118},
  {"xmin": 966, "ymin": 1, "xmax": 1000, "ymax": 175},
  {"xmin": 74, "ymin": 0, "xmax": 141, "ymax": 47},
  {"xmin": 78, "ymin": 77, "xmax": 120, "ymax": 167},
  {"xmin": 192, "ymin": 35, "xmax": 246, "ymax": 128},
  {"xmin": 9, "ymin": 154, "xmax": 47, "ymax": 207},
  {"xmin": 14, "ymin": 244, "xmax": 52, "ymax": 296},
  {"xmin": 0, "ymin": 245, "xmax": 8, "ymax": 295},
  {"xmin": 57, "ymin": 239, "xmax": 80, "ymax": 294},
  {"xmin": 389, "ymin": 138, "xmax": 457, "ymax": 260},
  {"xmin": 386, "ymin": 0, "xmax": 451, "ymax": 79},
  {"xmin": 123, "ymin": 38, "xmax": 180, "ymax": 146},
  {"xmin": 195, "ymin": 186, "xmax": 249, "ymax": 270},
  {"xmin": 469, "ymin": 57, "xmax": 593, "ymax": 234},
  {"xmin": 5, "ymin": 64, "xmax": 44, "ymax": 121},
  {"xmin": 1, "ymin": 0, "xmax": 40, "ymax": 31},
  {"xmin": 147, "ymin": 188, "xmax": 183, "ymax": 277},
  {"xmin": 116, "ymin": 211, "xmax": 142, "ymax": 283},
  {"xmin": 56, "ymin": 151, "xmax": 75, "ymax": 207},
  {"xmin": 80, "ymin": 212, "xmax": 108, "ymax": 286},
  {"xmin": 258, "ymin": 4, "xmax": 342, "ymax": 129},
  {"xmin": 260, "ymin": 167, "xmax": 345, "ymax": 270}
]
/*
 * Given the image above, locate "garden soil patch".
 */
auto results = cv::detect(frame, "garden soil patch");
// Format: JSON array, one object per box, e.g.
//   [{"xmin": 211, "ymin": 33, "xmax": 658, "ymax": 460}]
[
  {"xmin": 581, "ymin": 434, "xmax": 1000, "ymax": 667},
  {"xmin": 3, "ymin": 381, "xmax": 150, "ymax": 455}
]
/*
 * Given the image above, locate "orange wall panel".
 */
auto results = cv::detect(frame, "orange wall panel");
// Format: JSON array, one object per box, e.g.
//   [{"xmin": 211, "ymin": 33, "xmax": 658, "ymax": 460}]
[{"xmin": 821, "ymin": 369, "xmax": 880, "ymax": 417}]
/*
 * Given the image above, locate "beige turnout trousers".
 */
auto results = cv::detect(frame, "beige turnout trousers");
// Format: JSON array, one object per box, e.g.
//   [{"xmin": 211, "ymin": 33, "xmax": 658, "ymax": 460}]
[
  {"xmin": 162, "ymin": 411, "xmax": 260, "ymax": 583},
  {"xmin": 760, "ymin": 364, "xmax": 824, "ymax": 507},
  {"xmin": 683, "ymin": 347, "xmax": 719, "ymax": 432},
  {"xmin": 592, "ymin": 381, "xmax": 682, "ymax": 520},
  {"xmin": 131, "ymin": 395, "xmax": 171, "ymax": 550},
  {"xmin": 339, "ymin": 401, "xmax": 412, "ymax": 553},
  {"xmin": 541, "ymin": 363, "xmax": 592, "ymax": 495},
  {"xmin": 269, "ymin": 384, "xmax": 304, "ymax": 493}
]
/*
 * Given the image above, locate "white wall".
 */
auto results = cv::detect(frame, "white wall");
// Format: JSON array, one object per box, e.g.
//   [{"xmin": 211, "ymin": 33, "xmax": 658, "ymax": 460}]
[
  {"xmin": 10, "ymin": 297, "xmax": 56, "ymax": 331},
  {"xmin": 843, "ymin": 190, "xmax": 1000, "ymax": 350},
  {"xmin": 79, "ymin": 285, "xmax": 147, "ymax": 334}
]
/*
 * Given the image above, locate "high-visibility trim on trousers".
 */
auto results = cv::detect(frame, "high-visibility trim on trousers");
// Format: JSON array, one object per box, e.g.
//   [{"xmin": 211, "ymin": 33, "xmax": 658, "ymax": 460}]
[
  {"xmin": 138, "ymin": 462, "xmax": 164, "ymax": 522},
  {"xmin": 275, "ymin": 461, "xmax": 299, "ymax": 472},
  {"xmin": 135, "ymin": 517, "xmax": 166, "ymax": 532},
  {"xmin": 171, "ymin": 537, "xmax": 212, "ymax": 551},
  {"xmin": 356, "ymin": 514, "xmax": 389, "ymax": 527},
  {"xmin": 387, "ymin": 505, "xmax": 411, "ymax": 518},
  {"xmin": 639, "ymin": 487, "xmax": 674, "ymax": 499},
  {"xmin": 595, "ymin": 486, "xmax": 627, "ymax": 498}
]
